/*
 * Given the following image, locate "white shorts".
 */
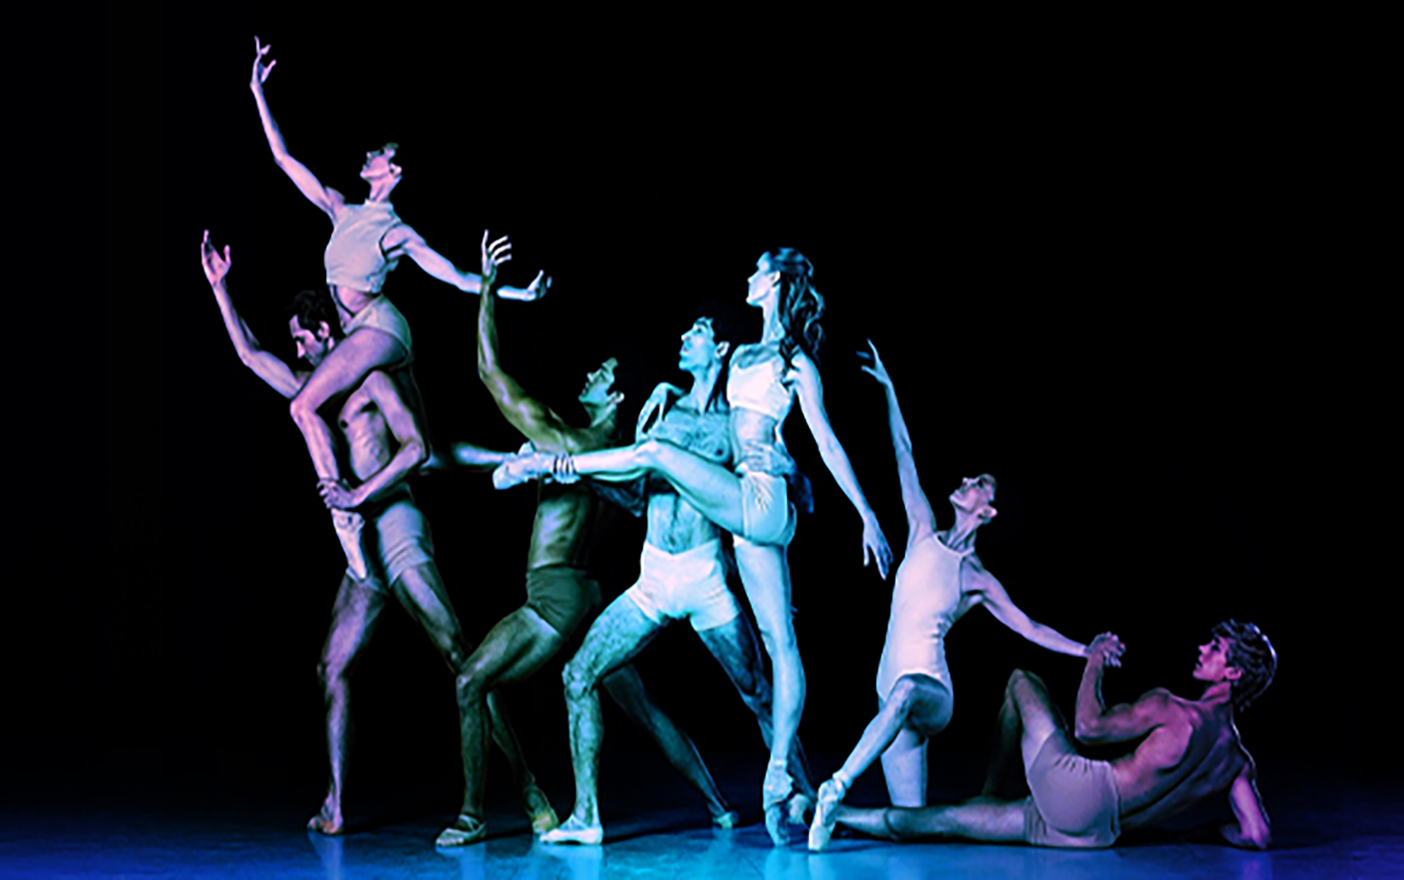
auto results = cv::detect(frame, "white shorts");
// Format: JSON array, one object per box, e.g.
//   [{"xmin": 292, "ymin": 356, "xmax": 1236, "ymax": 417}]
[{"xmin": 624, "ymin": 540, "xmax": 741, "ymax": 632}]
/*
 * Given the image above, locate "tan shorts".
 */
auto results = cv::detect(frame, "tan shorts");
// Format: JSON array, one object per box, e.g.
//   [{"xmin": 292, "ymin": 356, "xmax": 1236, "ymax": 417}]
[
  {"xmin": 624, "ymin": 540, "xmax": 741, "ymax": 632},
  {"xmin": 1022, "ymin": 731, "xmax": 1121, "ymax": 848},
  {"xmin": 351, "ymin": 485, "xmax": 434, "ymax": 594}
]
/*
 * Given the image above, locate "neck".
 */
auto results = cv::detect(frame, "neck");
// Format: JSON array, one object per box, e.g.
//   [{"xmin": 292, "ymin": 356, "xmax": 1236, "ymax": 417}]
[
  {"xmin": 943, "ymin": 508, "xmax": 983, "ymax": 552},
  {"xmin": 365, "ymin": 179, "xmax": 397, "ymax": 203},
  {"xmin": 1198, "ymin": 680, "xmax": 1236, "ymax": 709},
  {"xmin": 586, "ymin": 405, "xmax": 618, "ymax": 433},
  {"xmin": 683, "ymin": 361, "xmax": 722, "ymax": 410},
  {"xmin": 760, "ymin": 300, "xmax": 785, "ymax": 345}
]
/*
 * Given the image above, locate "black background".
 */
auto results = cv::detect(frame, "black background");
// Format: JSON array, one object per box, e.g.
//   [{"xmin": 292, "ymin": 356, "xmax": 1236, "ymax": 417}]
[{"xmin": 17, "ymin": 6, "xmax": 1389, "ymax": 814}]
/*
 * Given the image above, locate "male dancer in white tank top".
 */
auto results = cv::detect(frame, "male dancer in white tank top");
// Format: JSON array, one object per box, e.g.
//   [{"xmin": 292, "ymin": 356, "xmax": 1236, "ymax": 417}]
[{"xmin": 809, "ymin": 342, "xmax": 1091, "ymax": 851}]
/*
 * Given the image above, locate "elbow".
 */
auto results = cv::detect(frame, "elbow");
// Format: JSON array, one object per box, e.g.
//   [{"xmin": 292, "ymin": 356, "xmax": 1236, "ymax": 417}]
[
  {"xmin": 403, "ymin": 440, "xmax": 428, "ymax": 470},
  {"xmin": 289, "ymin": 395, "xmax": 316, "ymax": 428}
]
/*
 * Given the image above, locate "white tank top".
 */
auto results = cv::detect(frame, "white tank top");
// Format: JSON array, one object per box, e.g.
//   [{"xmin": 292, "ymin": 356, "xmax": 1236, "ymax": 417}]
[{"xmin": 875, "ymin": 534, "xmax": 971, "ymax": 698}]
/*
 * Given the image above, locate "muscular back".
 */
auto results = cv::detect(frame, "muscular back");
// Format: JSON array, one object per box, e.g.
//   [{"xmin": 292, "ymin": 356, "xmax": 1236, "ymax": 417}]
[{"xmin": 1113, "ymin": 693, "xmax": 1252, "ymax": 829}]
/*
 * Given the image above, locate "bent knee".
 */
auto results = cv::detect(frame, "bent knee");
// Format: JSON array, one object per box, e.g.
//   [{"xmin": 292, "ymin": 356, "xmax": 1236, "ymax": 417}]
[{"xmin": 561, "ymin": 661, "xmax": 598, "ymax": 702}]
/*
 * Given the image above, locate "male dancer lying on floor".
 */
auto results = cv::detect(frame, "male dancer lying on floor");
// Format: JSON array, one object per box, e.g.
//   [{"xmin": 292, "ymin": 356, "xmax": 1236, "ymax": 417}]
[
  {"xmin": 811, "ymin": 622, "xmax": 1275, "ymax": 850},
  {"xmin": 543, "ymin": 308, "xmax": 815, "ymax": 845},
  {"xmin": 200, "ymin": 232, "xmax": 552, "ymax": 836},
  {"xmin": 809, "ymin": 342, "xmax": 1089, "ymax": 849}
]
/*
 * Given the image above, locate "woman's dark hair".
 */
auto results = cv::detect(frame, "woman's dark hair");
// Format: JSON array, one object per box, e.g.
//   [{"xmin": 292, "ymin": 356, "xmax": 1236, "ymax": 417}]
[
  {"xmin": 1212, "ymin": 620, "xmax": 1277, "ymax": 712},
  {"xmin": 288, "ymin": 288, "xmax": 345, "ymax": 340},
  {"xmin": 763, "ymin": 247, "xmax": 826, "ymax": 369}
]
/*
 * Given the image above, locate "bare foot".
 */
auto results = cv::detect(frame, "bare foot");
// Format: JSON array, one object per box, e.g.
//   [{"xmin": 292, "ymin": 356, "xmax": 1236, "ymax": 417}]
[
  {"xmin": 435, "ymin": 814, "xmax": 487, "ymax": 847},
  {"xmin": 521, "ymin": 784, "xmax": 560, "ymax": 834},
  {"xmin": 540, "ymin": 815, "xmax": 604, "ymax": 846},
  {"xmin": 307, "ymin": 795, "xmax": 344, "ymax": 836}
]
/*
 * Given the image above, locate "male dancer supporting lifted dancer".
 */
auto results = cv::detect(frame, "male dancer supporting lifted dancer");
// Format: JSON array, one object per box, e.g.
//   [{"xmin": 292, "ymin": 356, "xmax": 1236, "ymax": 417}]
[
  {"xmin": 200, "ymin": 232, "xmax": 553, "ymax": 836},
  {"xmin": 248, "ymin": 38, "xmax": 547, "ymax": 580},
  {"xmin": 809, "ymin": 342, "xmax": 1089, "ymax": 851},
  {"xmin": 542, "ymin": 309, "xmax": 815, "ymax": 845},
  {"xmin": 815, "ymin": 622, "xmax": 1275, "ymax": 850}
]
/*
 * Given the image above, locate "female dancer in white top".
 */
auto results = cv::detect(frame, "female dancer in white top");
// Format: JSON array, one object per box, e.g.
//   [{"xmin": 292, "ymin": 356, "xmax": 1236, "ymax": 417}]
[{"xmin": 499, "ymin": 248, "xmax": 892, "ymax": 844}]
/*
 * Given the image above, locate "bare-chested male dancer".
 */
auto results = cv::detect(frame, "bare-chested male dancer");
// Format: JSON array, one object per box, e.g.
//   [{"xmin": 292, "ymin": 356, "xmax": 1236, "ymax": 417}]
[
  {"xmin": 247, "ymin": 38, "xmax": 547, "ymax": 580},
  {"xmin": 542, "ymin": 308, "xmax": 815, "ymax": 845},
  {"xmin": 809, "ymin": 342, "xmax": 1089, "ymax": 851},
  {"xmin": 432, "ymin": 248, "xmax": 635, "ymax": 847},
  {"xmin": 817, "ymin": 622, "xmax": 1276, "ymax": 850},
  {"xmin": 200, "ymin": 232, "xmax": 553, "ymax": 836}
]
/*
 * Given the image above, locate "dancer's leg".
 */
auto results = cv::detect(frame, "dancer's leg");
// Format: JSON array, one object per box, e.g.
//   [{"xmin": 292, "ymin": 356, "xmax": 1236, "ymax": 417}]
[
  {"xmin": 308, "ymin": 575, "xmax": 387, "ymax": 835},
  {"xmin": 567, "ymin": 440, "xmax": 749, "ymax": 536},
  {"xmin": 697, "ymin": 614, "xmax": 815, "ymax": 801},
  {"xmin": 392, "ymin": 563, "xmax": 554, "ymax": 830},
  {"xmin": 732, "ymin": 540, "xmax": 803, "ymax": 844},
  {"xmin": 443, "ymin": 606, "xmax": 565, "ymax": 844},
  {"xmin": 546, "ymin": 595, "xmax": 663, "ymax": 843},
  {"xmin": 833, "ymin": 798, "xmax": 1029, "ymax": 842}
]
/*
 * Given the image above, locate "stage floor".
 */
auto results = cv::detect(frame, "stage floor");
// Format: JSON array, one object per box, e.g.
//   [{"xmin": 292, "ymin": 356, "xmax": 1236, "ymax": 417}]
[{"xmin": 1, "ymin": 756, "xmax": 1399, "ymax": 878}]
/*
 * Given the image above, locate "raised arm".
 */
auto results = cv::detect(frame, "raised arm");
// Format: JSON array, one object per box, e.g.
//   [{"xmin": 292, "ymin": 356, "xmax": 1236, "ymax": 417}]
[
  {"xmin": 200, "ymin": 231, "xmax": 304, "ymax": 398},
  {"xmin": 860, "ymin": 340, "xmax": 936, "ymax": 545},
  {"xmin": 969, "ymin": 567, "xmax": 1089, "ymax": 658},
  {"xmin": 248, "ymin": 38, "xmax": 343, "ymax": 217},
  {"xmin": 476, "ymin": 235, "xmax": 571, "ymax": 448},
  {"xmin": 1074, "ymin": 634, "xmax": 1171, "ymax": 745},
  {"xmin": 318, "ymin": 371, "xmax": 426, "ymax": 510},
  {"xmin": 384, "ymin": 225, "xmax": 549, "ymax": 300},
  {"xmin": 792, "ymin": 352, "xmax": 892, "ymax": 578},
  {"xmin": 1220, "ymin": 764, "xmax": 1272, "ymax": 849}
]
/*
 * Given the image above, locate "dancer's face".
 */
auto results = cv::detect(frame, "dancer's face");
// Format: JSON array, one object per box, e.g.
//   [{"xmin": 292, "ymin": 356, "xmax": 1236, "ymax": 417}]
[
  {"xmin": 678, "ymin": 318, "xmax": 729, "ymax": 372},
  {"xmin": 949, "ymin": 474, "xmax": 998, "ymax": 520},
  {"xmin": 746, "ymin": 256, "xmax": 780, "ymax": 307},
  {"xmin": 289, "ymin": 317, "xmax": 333, "ymax": 368},
  {"xmin": 579, "ymin": 357, "xmax": 621, "ymax": 407},
  {"xmin": 1193, "ymin": 635, "xmax": 1242, "ymax": 684},
  {"xmin": 360, "ymin": 144, "xmax": 400, "ymax": 181}
]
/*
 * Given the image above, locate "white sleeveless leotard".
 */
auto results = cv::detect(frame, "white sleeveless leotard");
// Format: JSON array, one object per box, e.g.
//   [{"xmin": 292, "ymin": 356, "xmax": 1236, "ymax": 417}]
[
  {"xmin": 724, "ymin": 346, "xmax": 796, "ymax": 546},
  {"xmin": 875, "ymin": 534, "xmax": 972, "ymax": 698},
  {"xmin": 325, "ymin": 202, "xmax": 403, "ymax": 294}
]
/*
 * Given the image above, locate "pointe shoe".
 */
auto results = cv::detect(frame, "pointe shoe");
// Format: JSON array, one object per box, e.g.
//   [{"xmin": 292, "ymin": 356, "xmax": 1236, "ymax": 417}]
[
  {"xmin": 788, "ymin": 792, "xmax": 814, "ymax": 827},
  {"xmin": 808, "ymin": 777, "xmax": 847, "ymax": 852},
  {"xmin": 435, "ymin": 814, "xmax": 487, "ymax": 847},
  {"xmin": 763, "ymin": 762, "xmax": 793, "ymax": 847},
  {"xmin": 331, "ymin": 509, "xmax": 368, "ymax": 581},
  {"xmin": 492, "ymin": 443, "xmax": 550, "ymax": 490},
  {"xmin": 712, "ymin": 810, "xmax": 740, "ymax": 829}
]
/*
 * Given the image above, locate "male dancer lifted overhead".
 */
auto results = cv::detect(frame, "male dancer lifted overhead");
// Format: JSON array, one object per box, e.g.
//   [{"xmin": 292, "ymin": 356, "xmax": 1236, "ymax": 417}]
[
  {"xmin": 542, "ymin": 307, "xmax": 815, "ymax": 845},
  {"xmin": 200, "ymin": 232, "xmax": 553, "ymax": 837},
  {"xmin": 815, "ymin": 622, "xmax": 1276, "ymax": 850},
  {"xmin": 247, "ymin": 38, "xmax": 547, "ymax": 580}
]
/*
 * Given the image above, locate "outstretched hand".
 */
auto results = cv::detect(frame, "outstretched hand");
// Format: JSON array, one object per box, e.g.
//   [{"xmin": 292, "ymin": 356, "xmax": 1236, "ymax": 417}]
[
  {"xmin": 1089, "ymin": 632, "xmax": 1126, "ymax": 668},
  {"xmin": 201, "ymin": 230, "xmax": 232, "ymax": 286},
  {"xmin": 858, "ymin": 339, "xmax": 893, "ymax": 389},
  {"xmin": 480, "ymin": 229, "xmax": 513, "ymax": 290},
  {"xmin": 525, "ymin": 271, "xmax": 551, "ymax": 300},
  {"xmin": 862, "ymin": 517, "xmax": 893, "ymax": 579},
  {"xmin": 250, "ymin": 37, "xmax": 277, "ymax": 90}
]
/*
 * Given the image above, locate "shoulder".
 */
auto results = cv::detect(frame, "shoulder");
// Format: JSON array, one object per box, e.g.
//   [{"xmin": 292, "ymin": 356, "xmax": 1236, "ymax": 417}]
[{"xmin": 1136, "ymin": 687, "xmax": 1180, "ymax": 714}]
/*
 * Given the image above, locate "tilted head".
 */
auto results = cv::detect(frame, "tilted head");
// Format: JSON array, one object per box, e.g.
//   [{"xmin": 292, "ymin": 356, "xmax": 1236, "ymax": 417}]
[
  {"xmin": 287, "ymin": 288, "xmax": 344, "ymax": 368},
  {"xmin": 949, "ymin": 473, "xmax": 999, "ymax": 523},
  {"xmin": 746, "ymin": 248, "xmax": 826, "ymax": 367},
  {"xmin": 682, "ymin": 299, "xmax": 748, "ymax": 412},
  {"xmin": 1197, "ymin": 620, "xmax": 1276, "ymax": 712},
  {"xmin": 578, "ymin": 356, "xmax": 624, "ymax": 421},
  {"xmin": 360, "ymin": 142, "xmax": 403, "ymax": 192}
]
